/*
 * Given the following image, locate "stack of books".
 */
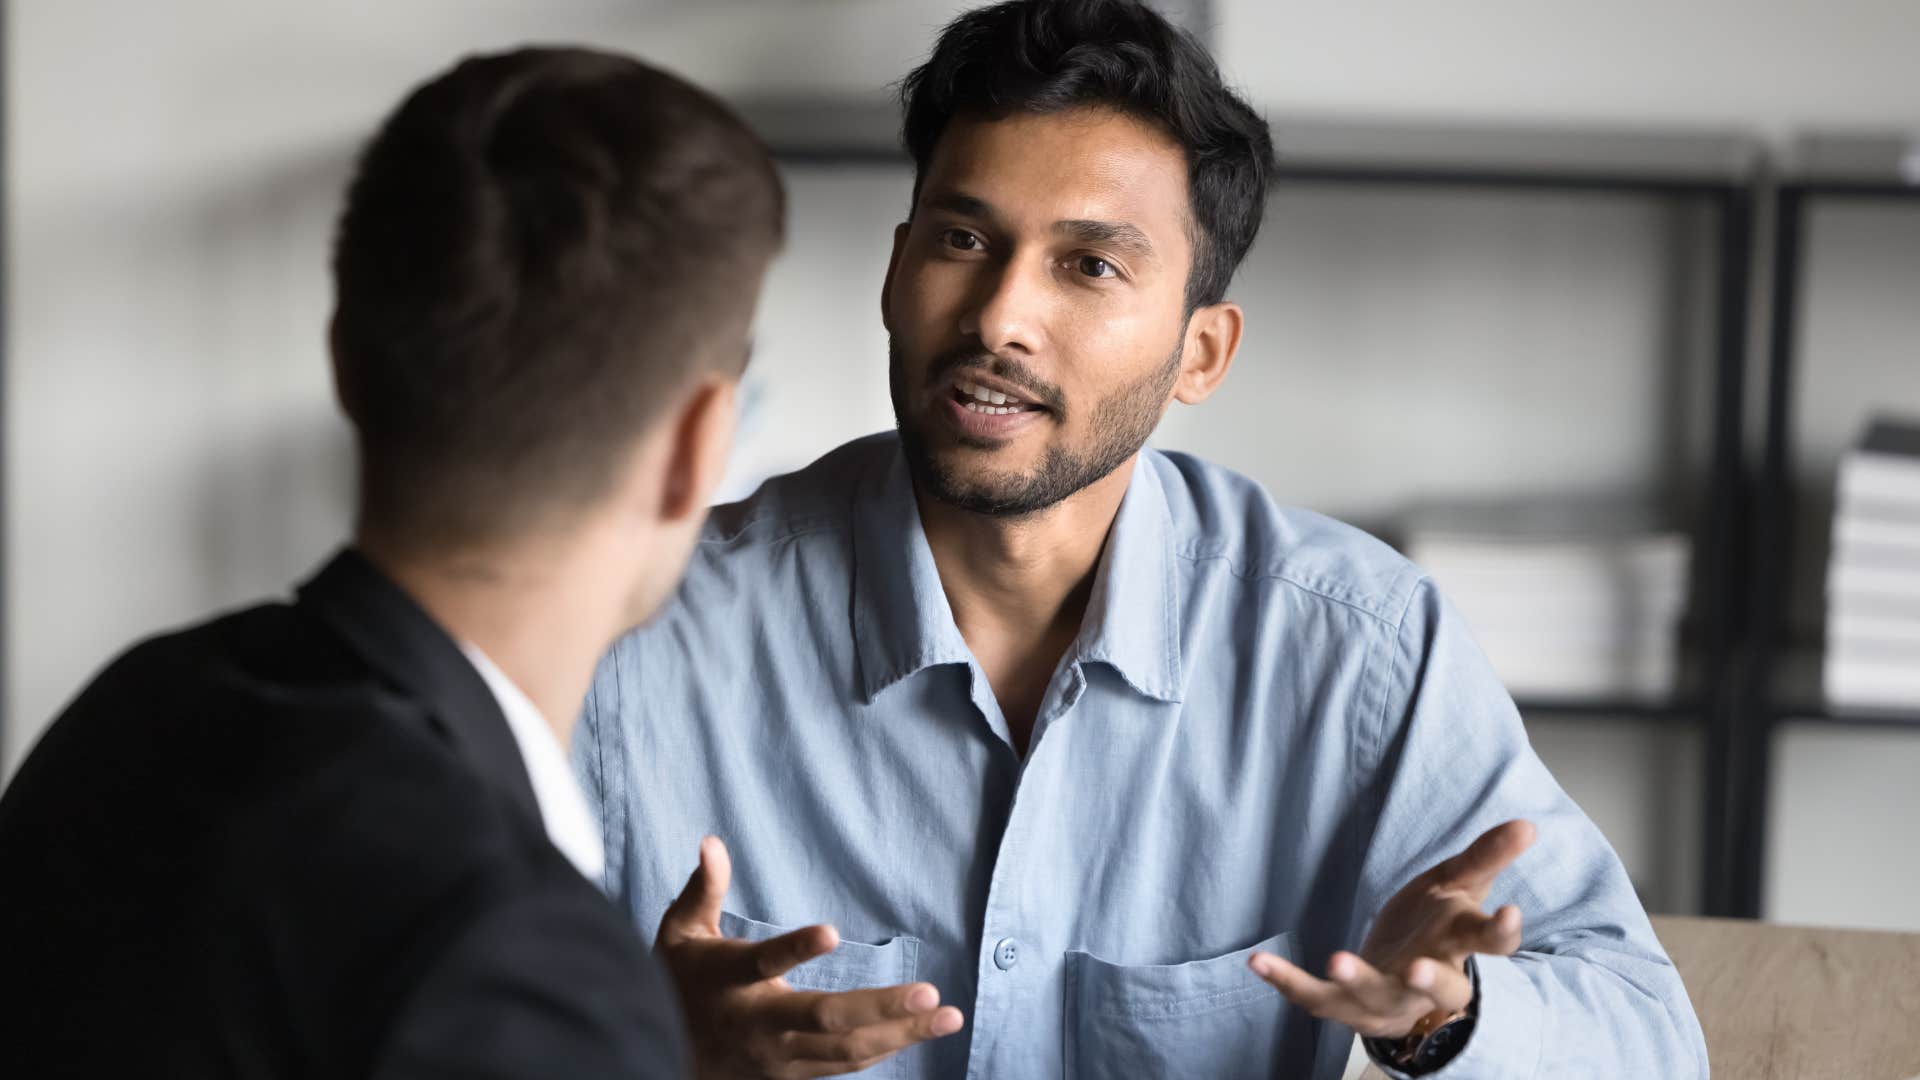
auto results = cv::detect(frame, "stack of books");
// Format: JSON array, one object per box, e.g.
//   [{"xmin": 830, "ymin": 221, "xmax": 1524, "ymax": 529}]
[
  {"xmin": 1824, "ymin": 417, "xmax": 1920, "ymax": 711},
  {"xmin": 1403, "ymin": 500, "xmax": 1690, "ymax": 700}
]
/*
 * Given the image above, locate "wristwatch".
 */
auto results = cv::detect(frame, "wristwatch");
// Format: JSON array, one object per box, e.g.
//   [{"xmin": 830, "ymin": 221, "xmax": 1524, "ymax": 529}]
[
  {"xmin": 1365, "ymin": 1007, "xmax": 1475, "ymax": 1074},
  {"xmin": 1361, "ymin": 962, "xmax": 1479, "ymax": 1075}
]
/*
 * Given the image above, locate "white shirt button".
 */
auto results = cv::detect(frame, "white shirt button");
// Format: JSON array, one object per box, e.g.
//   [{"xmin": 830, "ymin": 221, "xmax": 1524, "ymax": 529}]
[{"xmin": 993, "ymin": 937, "xmax": 1020, "ymax": 971}]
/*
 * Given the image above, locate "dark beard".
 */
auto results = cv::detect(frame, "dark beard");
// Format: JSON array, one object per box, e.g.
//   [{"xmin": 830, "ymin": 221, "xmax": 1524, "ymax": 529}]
[{"xmin": 889, "ymin": 337, "xmax": 1182, "ymax": 519}]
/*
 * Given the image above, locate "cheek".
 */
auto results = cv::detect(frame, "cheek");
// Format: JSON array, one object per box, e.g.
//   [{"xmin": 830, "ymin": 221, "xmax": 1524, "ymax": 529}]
[
  {"xmin": 1056, "ymin": 306, "xmax": 1182, "ymax": 413},
  {"xmin": 891, "ymin": 255, "xmax": 968, "ymax": 330},
  {"xmin": 1059, "ymin": 301, "xmax": 1161, "ymax": 371}
]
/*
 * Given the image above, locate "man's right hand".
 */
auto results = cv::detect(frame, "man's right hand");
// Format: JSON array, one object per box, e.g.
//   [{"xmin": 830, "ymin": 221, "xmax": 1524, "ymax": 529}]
[{"xmin": 657, "ymin": 836, "xmax": 965, "ymax": 1079}]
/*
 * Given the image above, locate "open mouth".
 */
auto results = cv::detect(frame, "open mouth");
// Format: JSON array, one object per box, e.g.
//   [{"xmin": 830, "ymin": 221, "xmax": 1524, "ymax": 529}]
[{"xmin": 947, "ymin": 375, "xmax": 1046, "ymax": 416}]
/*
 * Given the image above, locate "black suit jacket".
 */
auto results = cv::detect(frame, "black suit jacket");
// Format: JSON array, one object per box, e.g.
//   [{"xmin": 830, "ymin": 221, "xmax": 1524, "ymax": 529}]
[{"xmin": 0, "ymin": 550, "xmax": 687, "ymax": 1078}]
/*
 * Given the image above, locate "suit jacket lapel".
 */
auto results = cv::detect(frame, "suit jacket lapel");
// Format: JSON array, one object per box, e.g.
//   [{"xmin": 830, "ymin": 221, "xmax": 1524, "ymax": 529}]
[{"xmin": 295, "ymin": 547, "xmax": 542, "ymax": 826}]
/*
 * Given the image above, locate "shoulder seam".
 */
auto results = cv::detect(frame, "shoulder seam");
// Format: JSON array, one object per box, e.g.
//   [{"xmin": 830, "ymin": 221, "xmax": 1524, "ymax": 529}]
[
  {"xmin": 699, "ymin": 515, "xmax": 847, "ymax": 548},
  {"xmin": 1173, "ymin": 543, "xmax": 1422, "ymax": 628}
]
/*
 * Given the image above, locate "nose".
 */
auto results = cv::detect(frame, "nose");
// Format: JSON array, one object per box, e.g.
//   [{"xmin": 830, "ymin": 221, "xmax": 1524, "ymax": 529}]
[{"xmin": 957, "ymin": 254, "xmax": 1047, "ymax": 359}]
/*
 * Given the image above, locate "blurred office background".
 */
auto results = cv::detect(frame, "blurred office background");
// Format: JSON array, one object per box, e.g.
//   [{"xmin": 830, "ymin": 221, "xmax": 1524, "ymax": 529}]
[{"xmin": 4, "ymin": 1, "xmax": 1917, "ymax": 931}]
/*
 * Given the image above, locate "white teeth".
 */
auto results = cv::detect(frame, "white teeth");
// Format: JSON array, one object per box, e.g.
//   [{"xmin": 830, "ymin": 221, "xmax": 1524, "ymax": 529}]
[{"xmin": 955, "ymin": 378, "xmax": 1032, "ymax": 414}]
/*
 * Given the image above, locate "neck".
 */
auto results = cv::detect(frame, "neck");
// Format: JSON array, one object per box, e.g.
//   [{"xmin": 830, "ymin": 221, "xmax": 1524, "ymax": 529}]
[
  {"xmin": 918, "ymin": 455, "xmax": 1136, "ymax": 663},
  {"xmin": 357, "ymin": 527, "xmax": 630, "ymax": 750}
]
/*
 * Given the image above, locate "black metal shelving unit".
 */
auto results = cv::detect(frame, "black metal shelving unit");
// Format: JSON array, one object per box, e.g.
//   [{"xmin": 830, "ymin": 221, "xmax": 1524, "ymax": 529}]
[
  {"xmin": 743, "ymin": 101, "xmax": 1765, "ymax": 916},
  {"xmin": 1735, "ymin": 133, "xmax": 1920, "ymax": 918},
  {"xmin": 1262, "ymin": 127, "xmax": 1760, "ymax": 918}
]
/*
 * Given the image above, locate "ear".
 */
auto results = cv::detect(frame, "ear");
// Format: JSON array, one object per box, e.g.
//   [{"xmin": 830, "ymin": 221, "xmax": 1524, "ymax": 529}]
[
  {"xmin": 327, "ymin": 311, "xmax": 363, "ymax": 424},
  {"xmin": 880, "ymin": 222, "xmax": 910, "ymax": 333},
  {"xmin": 659, "ymin": 376, "xmax": 740, "ymax": 524},
  {"xmin": 1172, "ymin": 300, "xmax": 1242, "ymax": 405}
]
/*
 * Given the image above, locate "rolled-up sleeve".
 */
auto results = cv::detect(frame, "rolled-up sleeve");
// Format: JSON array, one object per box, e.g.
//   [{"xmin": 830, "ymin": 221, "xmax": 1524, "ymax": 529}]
[{"xmin": 1358, "ymin": 580, "xmax": 1708, "ymax": 1079}]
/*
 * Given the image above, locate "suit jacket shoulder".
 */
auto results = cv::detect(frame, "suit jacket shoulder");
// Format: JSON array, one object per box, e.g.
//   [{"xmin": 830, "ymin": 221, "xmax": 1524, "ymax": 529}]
[{"xmin": 0, "ymin": 552, "xmax": 686, "ymax": 1079}]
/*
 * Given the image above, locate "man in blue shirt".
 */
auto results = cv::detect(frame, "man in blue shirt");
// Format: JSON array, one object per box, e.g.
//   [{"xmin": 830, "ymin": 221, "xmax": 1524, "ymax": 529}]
[{"xmin": 578, "ymin": 1, "xmax": 1708, "ymax": 1076}]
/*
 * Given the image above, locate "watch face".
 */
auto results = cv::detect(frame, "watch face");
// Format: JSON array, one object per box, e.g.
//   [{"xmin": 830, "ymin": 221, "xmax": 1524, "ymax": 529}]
[{"xmin": 1414, "ymin": 1015, "xmax": 1476, "ymax": 1069}]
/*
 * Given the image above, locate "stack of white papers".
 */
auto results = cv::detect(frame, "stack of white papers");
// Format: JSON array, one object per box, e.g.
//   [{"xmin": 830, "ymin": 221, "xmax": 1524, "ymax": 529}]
[
  {"xmin": 1404, "ymin": 500, "xmax": 1690, "ymax": 699},
  {"xmin": 1824, "ymin": 418, "xmax": 1920, "ymax": 711}
]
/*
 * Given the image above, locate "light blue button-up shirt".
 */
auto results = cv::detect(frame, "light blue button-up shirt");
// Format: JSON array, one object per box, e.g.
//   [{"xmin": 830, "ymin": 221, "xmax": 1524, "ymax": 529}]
[{"xmin": 577, "ymin": 432, "xmax": 1706, "ymax": 1079}]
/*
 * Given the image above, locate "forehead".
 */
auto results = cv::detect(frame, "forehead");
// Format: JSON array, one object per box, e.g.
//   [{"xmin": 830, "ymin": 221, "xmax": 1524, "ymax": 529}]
[{"xmin": 918, "ymin": 107, "xmax": 1191, "ymax": 245}]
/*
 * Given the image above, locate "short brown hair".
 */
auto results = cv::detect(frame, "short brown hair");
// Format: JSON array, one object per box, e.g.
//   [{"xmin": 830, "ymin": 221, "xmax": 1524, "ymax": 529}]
[{"xmin": 331, "ymin": 47, "xmax": 784, "ymax": 548}]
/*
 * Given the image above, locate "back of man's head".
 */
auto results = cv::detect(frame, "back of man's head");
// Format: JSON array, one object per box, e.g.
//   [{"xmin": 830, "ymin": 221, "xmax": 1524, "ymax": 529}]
[{"xmin": 331, "ymin": 47, "xmax": 784, "ymax": 554}]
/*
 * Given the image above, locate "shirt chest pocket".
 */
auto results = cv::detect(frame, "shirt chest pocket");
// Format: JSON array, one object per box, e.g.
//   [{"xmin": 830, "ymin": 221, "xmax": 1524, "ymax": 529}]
[
  {"xmin": 1064, "ymin": 930, "xmax": 1310, "ymax": 1079},
  {"xmin": 717, "ymin": 911, "xmax": 925, "ymax": 1077}
]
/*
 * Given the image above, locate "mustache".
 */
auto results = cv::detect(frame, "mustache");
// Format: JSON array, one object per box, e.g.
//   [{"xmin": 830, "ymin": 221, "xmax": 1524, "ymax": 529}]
[{"xmin": 924, "ymin": 348, "xmax": 1066, "ymax": 413}]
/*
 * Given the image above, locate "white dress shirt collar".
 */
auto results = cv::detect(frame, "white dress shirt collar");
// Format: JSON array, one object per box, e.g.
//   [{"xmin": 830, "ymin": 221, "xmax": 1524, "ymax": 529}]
[{"xmin": 457, "ymin": 642, "xmax": 606, "ymax": 885}]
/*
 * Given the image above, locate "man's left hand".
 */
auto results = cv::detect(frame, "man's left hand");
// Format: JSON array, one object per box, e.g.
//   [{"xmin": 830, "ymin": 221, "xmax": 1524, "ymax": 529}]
[{"xmin": 1247, "ymin": 819, "xmax": 1536, "ymax": 1039}]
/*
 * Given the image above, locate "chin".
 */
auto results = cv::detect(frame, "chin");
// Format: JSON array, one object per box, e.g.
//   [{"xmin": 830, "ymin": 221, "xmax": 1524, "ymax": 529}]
[
  {"xmin": 921, "ymin": 459, "xmax": 1054, "ymax": 518},
  {"xmin": 931, "ymin": 437, "xmax": 1030, "ymax": 465},
  {"xmin": 928, "ymin": 443, "xmax": 1037, "ymax": 483}
]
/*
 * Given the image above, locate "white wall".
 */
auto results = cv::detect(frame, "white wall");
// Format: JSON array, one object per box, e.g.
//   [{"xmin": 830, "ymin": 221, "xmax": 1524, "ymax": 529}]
[
  {"xmin": 7, "ymin": 0, "xmax": 1919, "ymax": 927},
  {"xmin": 1766, "ymin": 723, "xmax": 1920, "ymax": 932},
  {"xmin": 1218, "ymin": 0, "xmax": 1920, "ymax": 138},
  {"xmin": 720, "ymin": 167, "xmax": 911, "ymax": 500}
]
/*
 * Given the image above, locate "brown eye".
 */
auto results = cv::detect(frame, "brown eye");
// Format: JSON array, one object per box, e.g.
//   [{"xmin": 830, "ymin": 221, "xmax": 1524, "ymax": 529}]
[
  {"xmin": 943, "ymin": 229, "xmax": 982, "ymax": 252},
  {"xmin": 1077, "ymin": 255, "xmax": 1116, "ymax": 279}
]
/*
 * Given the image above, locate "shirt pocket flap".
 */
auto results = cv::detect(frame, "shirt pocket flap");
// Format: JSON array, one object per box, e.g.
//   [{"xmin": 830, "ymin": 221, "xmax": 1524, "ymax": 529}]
[
  {"xmin": 1068, "ymin": 929, "xmax": 1295, "ymax": 1020},
  {"xmin": 1064, "ymin": 931, "xmax": 1301, "ymax": 1078},
  {"xmin": 718, "ymin": 909, "xmax": 921, "ymax": 993}
]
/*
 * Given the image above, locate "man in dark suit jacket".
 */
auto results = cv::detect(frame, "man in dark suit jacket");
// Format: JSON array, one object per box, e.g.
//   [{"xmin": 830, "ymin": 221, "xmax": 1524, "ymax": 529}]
[{"xmin": 0, "ymin": 46, "xmax": 785, "ymax": 1078}]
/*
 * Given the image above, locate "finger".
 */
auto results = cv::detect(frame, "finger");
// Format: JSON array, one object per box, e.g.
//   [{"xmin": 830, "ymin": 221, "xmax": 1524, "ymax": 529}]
[
  {"xmin": 778, "ymin": 1006, "xmax": 965, "ymax": 1072},
  {"xmin": 1439, "ymin": 901, "xmax": 1523, "ymax": 956},
  {"xmin": 658, "ymin": 836, "xmax": 731, "ymax": 944},
  {"xmin": 690, "ymin": 927, "xmax": 837, "ymax": 988},
  {"xmin": 761, "ymin": 982, "xmax": 944, "ymax": 1033},
  {"xmin": 1326, "ymin": 951, "xmax": 1424, "ymax": 1018},
  {"xmin": 1256, "ymin": 952, "xmax": 1422, "ymax": 1038},
  {"xmin": 1480, "ymin": 903, "xmax": 1524, "ymax": 955},
  {"xmin": 1431, "ymin": 819, "xmax": 1536, "ymax": 895},
  {"xmin": 1248, "ymin": 952, "xmax": 1342, "ymax": 1012},
  {"xmin": 1404, "ymin": 956, "xmax": 1475, "ymax": 1014},
  {"xmin": 744, "ymin": 924, "xmax": 841, "ymax": 982}
]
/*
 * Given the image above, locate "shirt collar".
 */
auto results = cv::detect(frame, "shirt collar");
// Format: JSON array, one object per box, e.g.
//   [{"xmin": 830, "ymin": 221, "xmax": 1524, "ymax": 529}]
[
  {"xmin": 458, "ymin": 642, "xmax": 607, "ymax": 885},
  {"xmin": 849, "ymin": 443, "xmax": 1184, "ymax": 705},
  {"xmin": 1074, "ymin": 453, "xmax": 1184, "ymax": 702},
  {"xmin": 850, "ymin": 447, "xmax": 975, "ymax": 702}
]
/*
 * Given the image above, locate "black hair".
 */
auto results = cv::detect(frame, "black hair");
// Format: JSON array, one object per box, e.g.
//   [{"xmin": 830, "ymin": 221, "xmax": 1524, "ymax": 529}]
[{"xmin": 899, "ymin": 0, "xmax": 1275, "ymax": 312}]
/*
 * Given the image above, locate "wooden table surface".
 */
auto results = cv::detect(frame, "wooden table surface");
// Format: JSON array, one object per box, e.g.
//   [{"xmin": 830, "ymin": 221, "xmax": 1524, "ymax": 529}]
[{"xmin": 1653, "ymin": 915, "xmax": 1920, "ymax": 1080}]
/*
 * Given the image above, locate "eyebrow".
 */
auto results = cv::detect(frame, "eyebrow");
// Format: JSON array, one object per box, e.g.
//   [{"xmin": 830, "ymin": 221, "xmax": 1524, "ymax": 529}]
[
  {"xmin": 922, "ymin": 190, "xmax": 994, "ymax": 221},
  {"xmin": 1055, "ymin": 218, "xmax": 1156, "ymax": 265},
  {"xmin": 921, "ymin": 189, "xmax": 1159, "ymax": 267}
]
